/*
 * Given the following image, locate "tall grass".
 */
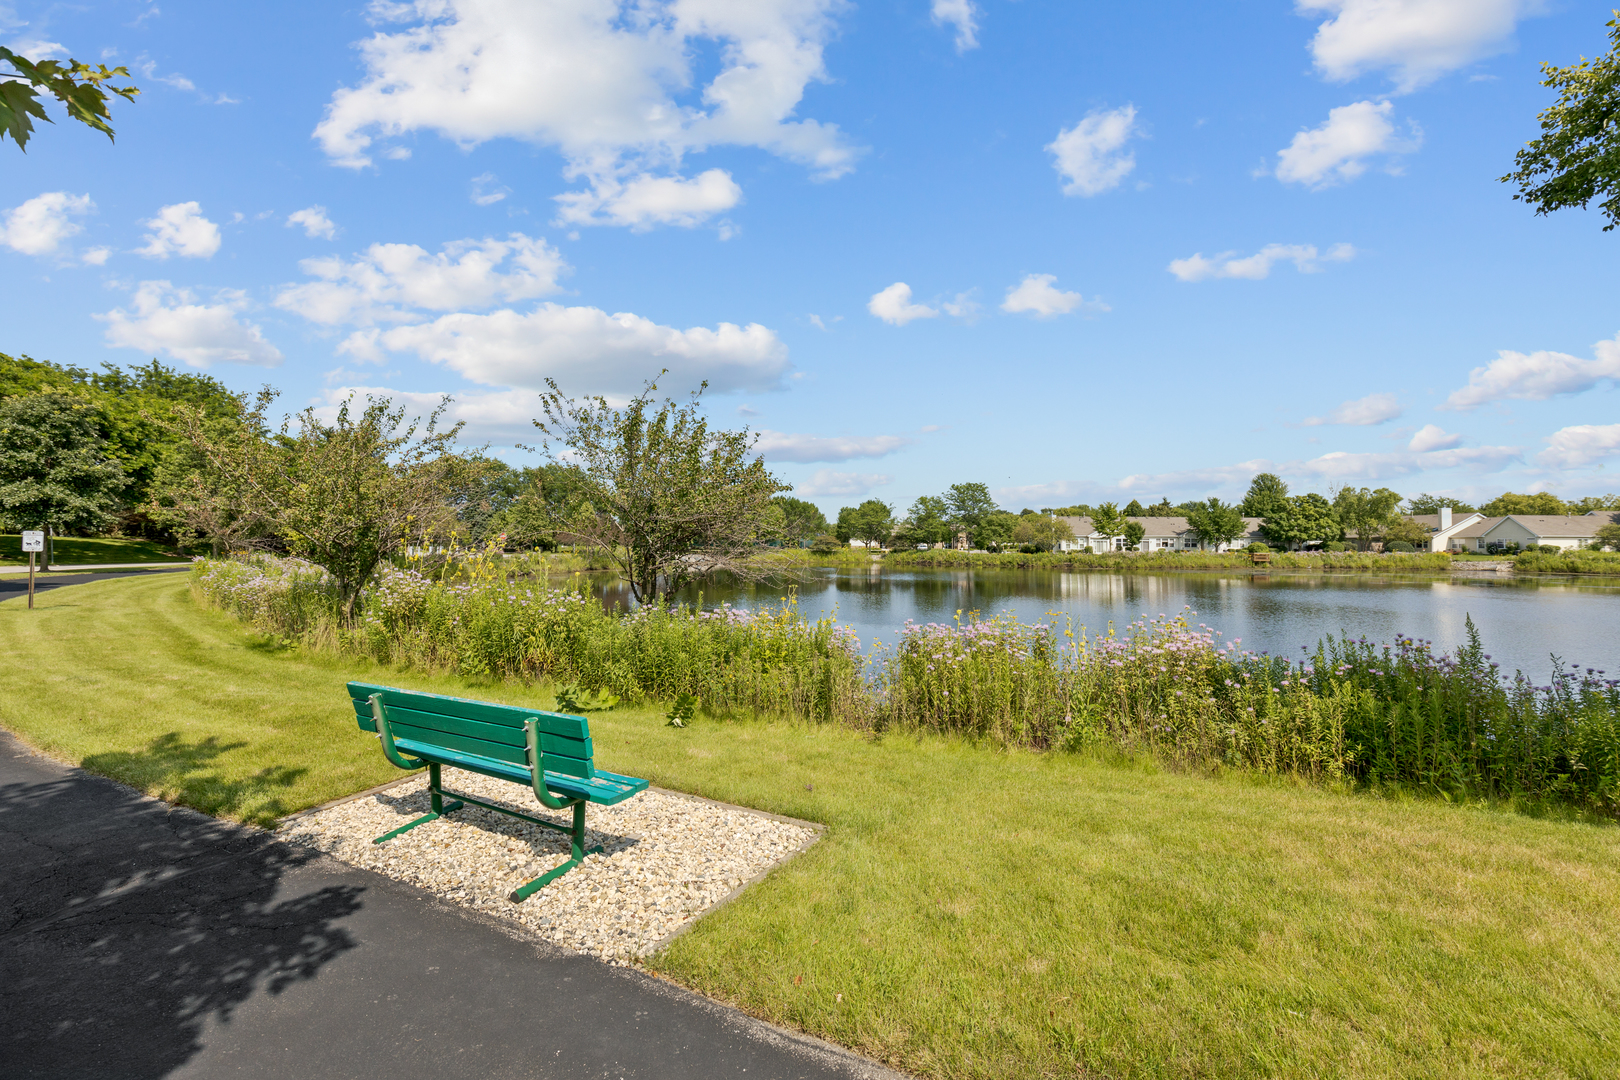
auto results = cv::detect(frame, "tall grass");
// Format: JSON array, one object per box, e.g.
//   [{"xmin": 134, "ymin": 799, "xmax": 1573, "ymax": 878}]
[
  {"xmin": 193, "ymin": 555, "xmax": 1620, "ymax": 814},
  {"xmin": 887, "ymin": 548, "xmax": 1456, "ymax": 571},
  {"xmin": 1513, "ymin": 549, "xmax": 1620, "ymax": 575}
]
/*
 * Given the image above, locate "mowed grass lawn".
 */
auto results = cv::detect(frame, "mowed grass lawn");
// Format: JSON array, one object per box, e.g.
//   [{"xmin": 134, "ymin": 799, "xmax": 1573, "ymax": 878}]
[
  {"xmin": 0, "ymin": 533, "xmax": 189, "ymax": 566},
  {"xmin": 3, "ymin": 574, "xmax": 1619, "ymax": 1079}
]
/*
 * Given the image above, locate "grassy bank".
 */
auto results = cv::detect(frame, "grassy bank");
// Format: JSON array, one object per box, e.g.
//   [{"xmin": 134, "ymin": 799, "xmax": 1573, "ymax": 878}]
[
  {"xmin": 0, "ymin": 533, "xmax": 188, "ymax": 565},
  {"xmin": 2, "ymin": 573, "xmax": 1618, "ymax": 1078},
  {"xmin": 886, "ymin": 548, "xmax": 1457, "ymax": 572},
  {"xmin": 1514, "ymin": 549, "xmax": 1620, "ymax": 575}
]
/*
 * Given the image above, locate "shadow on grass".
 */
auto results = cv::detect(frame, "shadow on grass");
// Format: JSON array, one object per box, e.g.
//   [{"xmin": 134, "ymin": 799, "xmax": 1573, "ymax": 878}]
[
  {"xmin": 84, "ymin": 732, "xmax": 308, "ymax": 828},
  {"xmin": 0, "ymin": 765, "xmax": 363, "ymax": 1079}
]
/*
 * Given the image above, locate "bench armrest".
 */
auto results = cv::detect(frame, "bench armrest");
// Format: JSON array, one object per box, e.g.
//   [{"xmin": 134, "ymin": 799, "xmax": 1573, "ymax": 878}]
[
  {"xmin": 370, "ymin": 694, "xmax": 428, "ymax": 771},
  {"xmin": 524, "ymin": 718, "xmax": 578, "ymax": 810}
]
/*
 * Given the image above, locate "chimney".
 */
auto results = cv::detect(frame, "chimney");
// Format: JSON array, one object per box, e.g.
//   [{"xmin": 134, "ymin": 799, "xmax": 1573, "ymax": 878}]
[{"xmin": 1440, "ymin": 507, "xmax": 1452, "ymax": 530}]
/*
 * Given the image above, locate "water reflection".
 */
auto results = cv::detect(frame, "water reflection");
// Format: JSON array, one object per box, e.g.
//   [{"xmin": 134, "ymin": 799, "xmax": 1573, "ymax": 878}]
[{"xmin": 590, "ymin": 567, "xmax": 1620, "ymax": 677}]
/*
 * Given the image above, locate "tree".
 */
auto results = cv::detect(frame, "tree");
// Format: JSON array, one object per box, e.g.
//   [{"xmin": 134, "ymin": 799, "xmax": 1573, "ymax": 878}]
[
  {"xmin": 974, "ymin": 510, "xmax": 1021, "ymax": 552},
  {"xmin": 1, "ymin": 46, "xmax": 139, "ymax": 151},
  {"xmin": 837, "ymin": 499, "xmax": 895, "ymax": 548},
  {"xmin": 1480, "ymin": 491, "xmax": 1569, "ymax": 517},
  {"xmin": 1406, "ymin": 493, "xmax": 1477, "ymax": 515},
  {"xmin": 1144, "ymin": 497, "xmax": 1177, "ymax": 516},
  {"xmin": 1123, "ymin": 498, "xmax": 1147, "ymax": 517},
  {"xmin": 1241, "ymin": 473, "xmax": 1291, "ymax": 519},
  {"xmin": 1049, "ymin": 503, "xmax": 1093, "ymax": 518},
  {"xmin": 771, "ymin": 495, "xmax": 829, "ymax": 547},
  {"xmin": 1184, "ymin": 497, "xmax": 1246, "ymax": 550},
  {"xmin": 1333, "ymin": 486, "xmax": 1402, "ymax": 551},
  {"xmin": 1383, "ymin": 515, "xmax": 1434, "ymax": 549},
  {"xmin": 1122, "ymin": 520, "xmax": 1146, "ymax": 551},
  {"xmin": 531, "ymin": 378, "xmax": 787, "ymax": 603},
  {"xmin": 1012, "ymin": 513, "xmax": 1074, "ymax": 552},
  {"xmin": 1571, "ymin": 493, "xmax": 1620, "ymax": 513},
  {"xmin": 944, "ymin": 482, "xmax": 998, "ymax": 534},
  {"xmin": 897, "ymin": 495, "xmax": 951, "ymax": 547},
  {"xmin": 1089, "ymin": 502, "xmax": 1125, "ymax": 548},
  {"xmin": 174, "ymin": 390, "xmax": 466, "ymax": 622},
  {"xmin": 1261, "ymin": 493, "xmax": 1338, "ymax": 549},
  {"xmin": 1591, "ymin": 522, "xmax": 1620, "ymax": 550},
  {"xmin": 0, "ymin": 392, "xmax": 124, "ymax": 539},
  {"xmin": 1501, "ymin": 12, "xmax": 1620, "ymax": 231}
]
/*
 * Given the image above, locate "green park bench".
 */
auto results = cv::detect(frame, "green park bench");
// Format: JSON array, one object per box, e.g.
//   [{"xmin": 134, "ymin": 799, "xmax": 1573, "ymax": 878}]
[{"xmin": 347, "ymin": 681, "xmax": 649, "ymax": 901}]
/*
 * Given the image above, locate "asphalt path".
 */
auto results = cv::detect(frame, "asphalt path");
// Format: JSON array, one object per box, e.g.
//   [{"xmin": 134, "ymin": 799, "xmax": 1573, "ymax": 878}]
[
  {"xmin": 0, "ymin": 729, "xmax": 899, "ymax": 1079},
  {"xmin": 0, "ymin": 566, "xmax": 192, "ymax": 600}
]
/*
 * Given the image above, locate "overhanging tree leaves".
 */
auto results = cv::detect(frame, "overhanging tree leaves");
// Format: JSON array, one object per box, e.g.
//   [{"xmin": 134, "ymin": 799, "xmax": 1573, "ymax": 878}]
[
  {"xmin": 1502, "ymin": 11, "xmax": 1620, "ymax": 230},
  {"xmin": 1, "ymin": 47, "xmax": 139, "ymax": 150},
  {"xmin": 1184, "ymin": 497, "xmax": 1246, "ymax": 550},
  {"xmin": 172, "ymin": 390, "xmax": 465, "ymax": 621},
  {"xmin": 531, "ymin": 377, "xmax": 788, "ymax": 604}
]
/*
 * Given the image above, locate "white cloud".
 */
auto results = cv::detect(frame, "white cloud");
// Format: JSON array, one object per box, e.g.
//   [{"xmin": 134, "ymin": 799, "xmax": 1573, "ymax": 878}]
[
  {"xmin": 1298, "ymin": 0, "xmax": 1542, "ymax": 93},
  {"xmin": 275, "ymin": 233, "xmax": 568, "ymax": 326},
  {"xmin": 313, "ymin": 0, "xmax": 858, "ymax": 228},
  {"xmin": 81, "ymin": 246, "xmax": 111, "ymax": 266},
  {"xmin": 1408, "ymin": 423, "xmax": 1461, "ymax": 451},
  {"xmin": 554, "ymin": 169, "xmax": 742, "ymax": 230},
  {"xmin": 0, "ymin": 191, "xmax": 93, "ymax": 256},
  {"xmin": 1274, "ymin": 100, "xmax": 1419, "ymax": 188},
  {"xmin": 286, "ymin": 205, "xmax": 337, "ymax": 239},
  {"xmin": 868, "ymin": 282, "xmax": 938, "ymax": 326},
  {"xmin": 1001, "ymin": 274, "xmax": 1104, "ymax": 318},
  {"xmin": 752, "ymin": 430, "xmax": 909, "ymax": 463},
  {"xmin": 470, "ymin": 172, "xmax": 510, "ymax": 206},
  {"xmin": 98, "ymin": 280, "xmax": 283, "ymax": 368},
  {"xmin": 1117, "ymin": 443, "xmax": 1519, "ymax": 492},
  {"xmin": 344, "ymin": 303, "xmax": 790, "ymax": 396},
  {"xmin": 1302, "ymin": 391, "xmax": 1403, "ymax": 426},
  {"xmin": 796, "ymin": 469, "xmax": 892, "ymax": 498},
  {"xmin": 7, "ymin": 38, "xmax": 68, "ymax": 61},
  {"xmin": 138, "ymin": 202, "xmax": 222, "ymax": 259},
  {"xmin": 317, "ymin": 384, "xmax": 538, "ymax": 444},
  {"xmin": 1168, "ymin": 243, "xmax": 1355, "ymax": 282},
  {"xmin": 137, "ymin": 59, "xmax": 196, "ymax": 93},
  {"xmin": 1538, "ymin": 424, "xmax": 1620, "ymax": 469},
  {"xmin": 931, "ymin": 0, "xmax": 979, "ymax": 52},
  {"xmin": 1047, "ymin": 105, "xmax": 1139, "ymax": 197},
  {"xmin": 1116, "ymin": 460, "xmax": 1278, "ymax": 495},
  {"xmin": 1441, "ymin": 333, "xmax": 1620, "ymax": 410}
]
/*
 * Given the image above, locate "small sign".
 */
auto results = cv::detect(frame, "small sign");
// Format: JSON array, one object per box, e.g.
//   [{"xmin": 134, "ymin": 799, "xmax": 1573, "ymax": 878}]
[{"xmin": 21, "ymin": 531, "xmax": 44, "ymax": 553}]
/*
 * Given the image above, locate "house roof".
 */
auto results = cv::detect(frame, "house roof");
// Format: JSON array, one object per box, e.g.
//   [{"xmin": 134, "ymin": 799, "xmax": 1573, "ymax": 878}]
[
  {"xmin": 1452, "ymin": 516, "xmax": 1502, "ymax": 538},
  {"xmin": 1055, "ymin": 515, "xmax": 1265, "ymax": 538},
  {"xmin": 1492, "ymin": 514, "xmax": 1620, "ymax": 537}
]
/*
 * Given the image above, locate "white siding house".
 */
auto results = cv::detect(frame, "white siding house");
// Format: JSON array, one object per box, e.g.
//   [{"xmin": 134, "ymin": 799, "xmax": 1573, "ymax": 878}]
[{"xmin": 1054, "ymin": 515, "xmax": 1266, "ymax": 553}]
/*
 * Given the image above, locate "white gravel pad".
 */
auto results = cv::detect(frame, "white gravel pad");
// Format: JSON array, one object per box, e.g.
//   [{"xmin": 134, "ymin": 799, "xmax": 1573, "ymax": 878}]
[{"xmin": 277, "ymin": 769, "xmax": 819, "ymax": 963}]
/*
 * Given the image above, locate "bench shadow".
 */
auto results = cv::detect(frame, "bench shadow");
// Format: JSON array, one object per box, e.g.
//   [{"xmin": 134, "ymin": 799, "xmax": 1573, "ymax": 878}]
[
  {"xmin": 0, "ymin": 768, "xmax": 363, "ymax": 1080},
  {"xmin": 83, "ymin": 732, "xmax": 308, "ymax": 828},
  {"xmin": 375, "ymin": 784, "xmax": 644, "ymax": 858}
]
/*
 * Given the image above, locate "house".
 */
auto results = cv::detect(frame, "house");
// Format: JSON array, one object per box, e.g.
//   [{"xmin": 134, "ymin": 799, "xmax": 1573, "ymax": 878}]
[
  {"xmin": 1053, "ymin": 515, "xmax": 1267, "ymax": 553},
  {"xmin": 1451, "ymin": 513, "xmax": 1619, "ymax": 553},
  {"xmin": 1404, "ymin": 508, "xmax": 1486, "ymax": 552}
]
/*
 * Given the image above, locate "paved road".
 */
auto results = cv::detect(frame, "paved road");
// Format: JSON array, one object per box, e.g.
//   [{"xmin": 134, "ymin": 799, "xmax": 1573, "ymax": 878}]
[
  {"xmin": 0, "ymin": 566, "xmax": 191, "ymax": 600},
  {"xmin": 0, "ymin": 730, "xmax": 901, "ymax": 1080}
]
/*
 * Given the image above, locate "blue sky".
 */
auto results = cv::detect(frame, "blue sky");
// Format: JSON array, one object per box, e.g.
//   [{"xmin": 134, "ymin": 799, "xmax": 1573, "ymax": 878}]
[{"xmin": 2, "ymin": 0, "xmax": 1617, "ymax": 515}]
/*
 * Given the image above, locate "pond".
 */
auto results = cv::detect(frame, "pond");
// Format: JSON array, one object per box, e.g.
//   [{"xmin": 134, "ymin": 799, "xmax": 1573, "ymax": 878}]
[{"xmin": 597, "ymin": 566, "xmax": 1620, "ymax": 679}]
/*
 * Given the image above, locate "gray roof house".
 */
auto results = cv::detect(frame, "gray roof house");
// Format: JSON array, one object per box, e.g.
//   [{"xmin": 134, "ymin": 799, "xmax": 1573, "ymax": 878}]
[
  {"xmin": 1452, "ymin": 513, "xmax": 1620, "ymax": 552},
  {"xmin": 1054, "ymin": 515, "xmax": 1266, "ymax": 553}
]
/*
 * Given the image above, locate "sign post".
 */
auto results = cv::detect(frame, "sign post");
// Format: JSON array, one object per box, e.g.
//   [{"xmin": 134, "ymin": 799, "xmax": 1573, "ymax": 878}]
[{"xmin": 21, "ymin": 531, "xmax": 43, "ymax": 609}]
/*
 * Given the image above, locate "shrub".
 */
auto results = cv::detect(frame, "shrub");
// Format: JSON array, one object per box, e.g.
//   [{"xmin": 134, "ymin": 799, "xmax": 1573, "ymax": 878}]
[
  {"xmin": 810, "ymin": 533, "xmax": 843, "ymax": 555},
  {"xmin": 1387, "ymin": 541, "xmax": 1416, "ymax": 553},
  {"xmin": 1322, "ymin": 541, "xmax": 1347, "ymax": 552},
  {"xmin": 1246, "ymin": 542, "xmax": 1271, "ymax": 554}
]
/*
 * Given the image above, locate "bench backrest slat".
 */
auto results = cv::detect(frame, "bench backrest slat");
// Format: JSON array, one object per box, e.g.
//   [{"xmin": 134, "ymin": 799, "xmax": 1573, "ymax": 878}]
[{"xmin": 347, "ymin": 681, "xmax": 594, "ymax": 779}]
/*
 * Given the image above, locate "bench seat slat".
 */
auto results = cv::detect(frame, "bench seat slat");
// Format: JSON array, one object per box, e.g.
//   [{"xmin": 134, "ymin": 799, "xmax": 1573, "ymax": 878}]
[{"xmin": 390, "ymin": 738, "xmax": 648, "ymax": 806}]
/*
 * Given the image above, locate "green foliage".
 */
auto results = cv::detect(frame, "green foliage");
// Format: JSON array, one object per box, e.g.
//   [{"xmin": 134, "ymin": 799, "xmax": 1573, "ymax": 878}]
[
  {"xmin": 1406, "ymin": 493, "xmax": 1477, "ymax": 515},
  {"xmin": 1572, "ymin": 494, "xmax": 1620, "ymax": 513},
  {"xmin": 532, "ymin": 376, "xmax": 788, "ymax": 603},
  {"xmin": 1323, "ymin": 540, "xmax": 1348, "ymax": 552},
  {"xmin": 895, "ymin": 494, "xmax": 952, "ymax": 547},
  {"xmin": 1122, "ymin": 520, "xmax": 1145, "ymax": 551},
  {"xmin": 1011, "ymin": 513, "xmax": 1075, "ymax": 552},
  {"xmin": 1482, "ymin": 491, "xmax": 1571, "ymax": 517},
  {"xmin": 0, "ymin": 46, "xmax": 139, "ymax": 150},
  {"xmin": 943, "ymin": 482, "xmax": 998, "ymax": 531},
  {"xmin": 1592, "ymin": 521, "xmax": 1620, "ymax": 550},
  {"xmin": 1143, "ymin": 497, "xmax": 1177, "ymax": 516},
  {"xmin": 1261, "ymin": 492, "xmax": 1339, "ymax": 549},
  {"xmin": 1333, "ymin": 486, "xmax": 1402, "ymax": 551},
  {"xmin": 1241, "ymin": 472, "xmax": 1290, "ymax": 519},
  {"xmin": 1184, "ymin": 497, "xmax": 1245, "ymax": 549},
  {"xmin": 665, "ymin": 692, "xmax": 699, "ymax": 728},
  {"xmin": 1387, "ymin": 540, "xmax": 1416, "ymax": 553},
  {"xmin": 1515, "ymin": 548, "xmax": 1620, "ymax": 573},
  {"xmin": 0, "ymin": 391, "xmax": 125, "ymax": 534},
  {"xmin": 771, "ymin": 495, "xmax": 829, "ymax": 546},
  {"xmin": 1122, "ymin": 498, "xmax": 1147, "ymax": 516},
  {"xmin": 835, "ymin": 499, "xmax": 895, "ymax": 548},
  {"xmin": 1246, "ymin": 542, "xmax": 1271, "ymax": 554},
  {"xmin": 809, "ymin": 532, "xmax": 843, "ymax": 555},
  {"xmin": 1502, "ymin": 11, "xmax": 1620, "ymax": 230}
]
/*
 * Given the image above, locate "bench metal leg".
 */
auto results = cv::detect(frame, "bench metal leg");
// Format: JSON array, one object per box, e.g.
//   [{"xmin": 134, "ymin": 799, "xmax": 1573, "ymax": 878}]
[
  {"xmin": 373, "ymin": 762, "xmax": 464, "ymax": 844},
  {"xmin": 509, "ymin": 800, "xmax": 603, "ymax": 902}
]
